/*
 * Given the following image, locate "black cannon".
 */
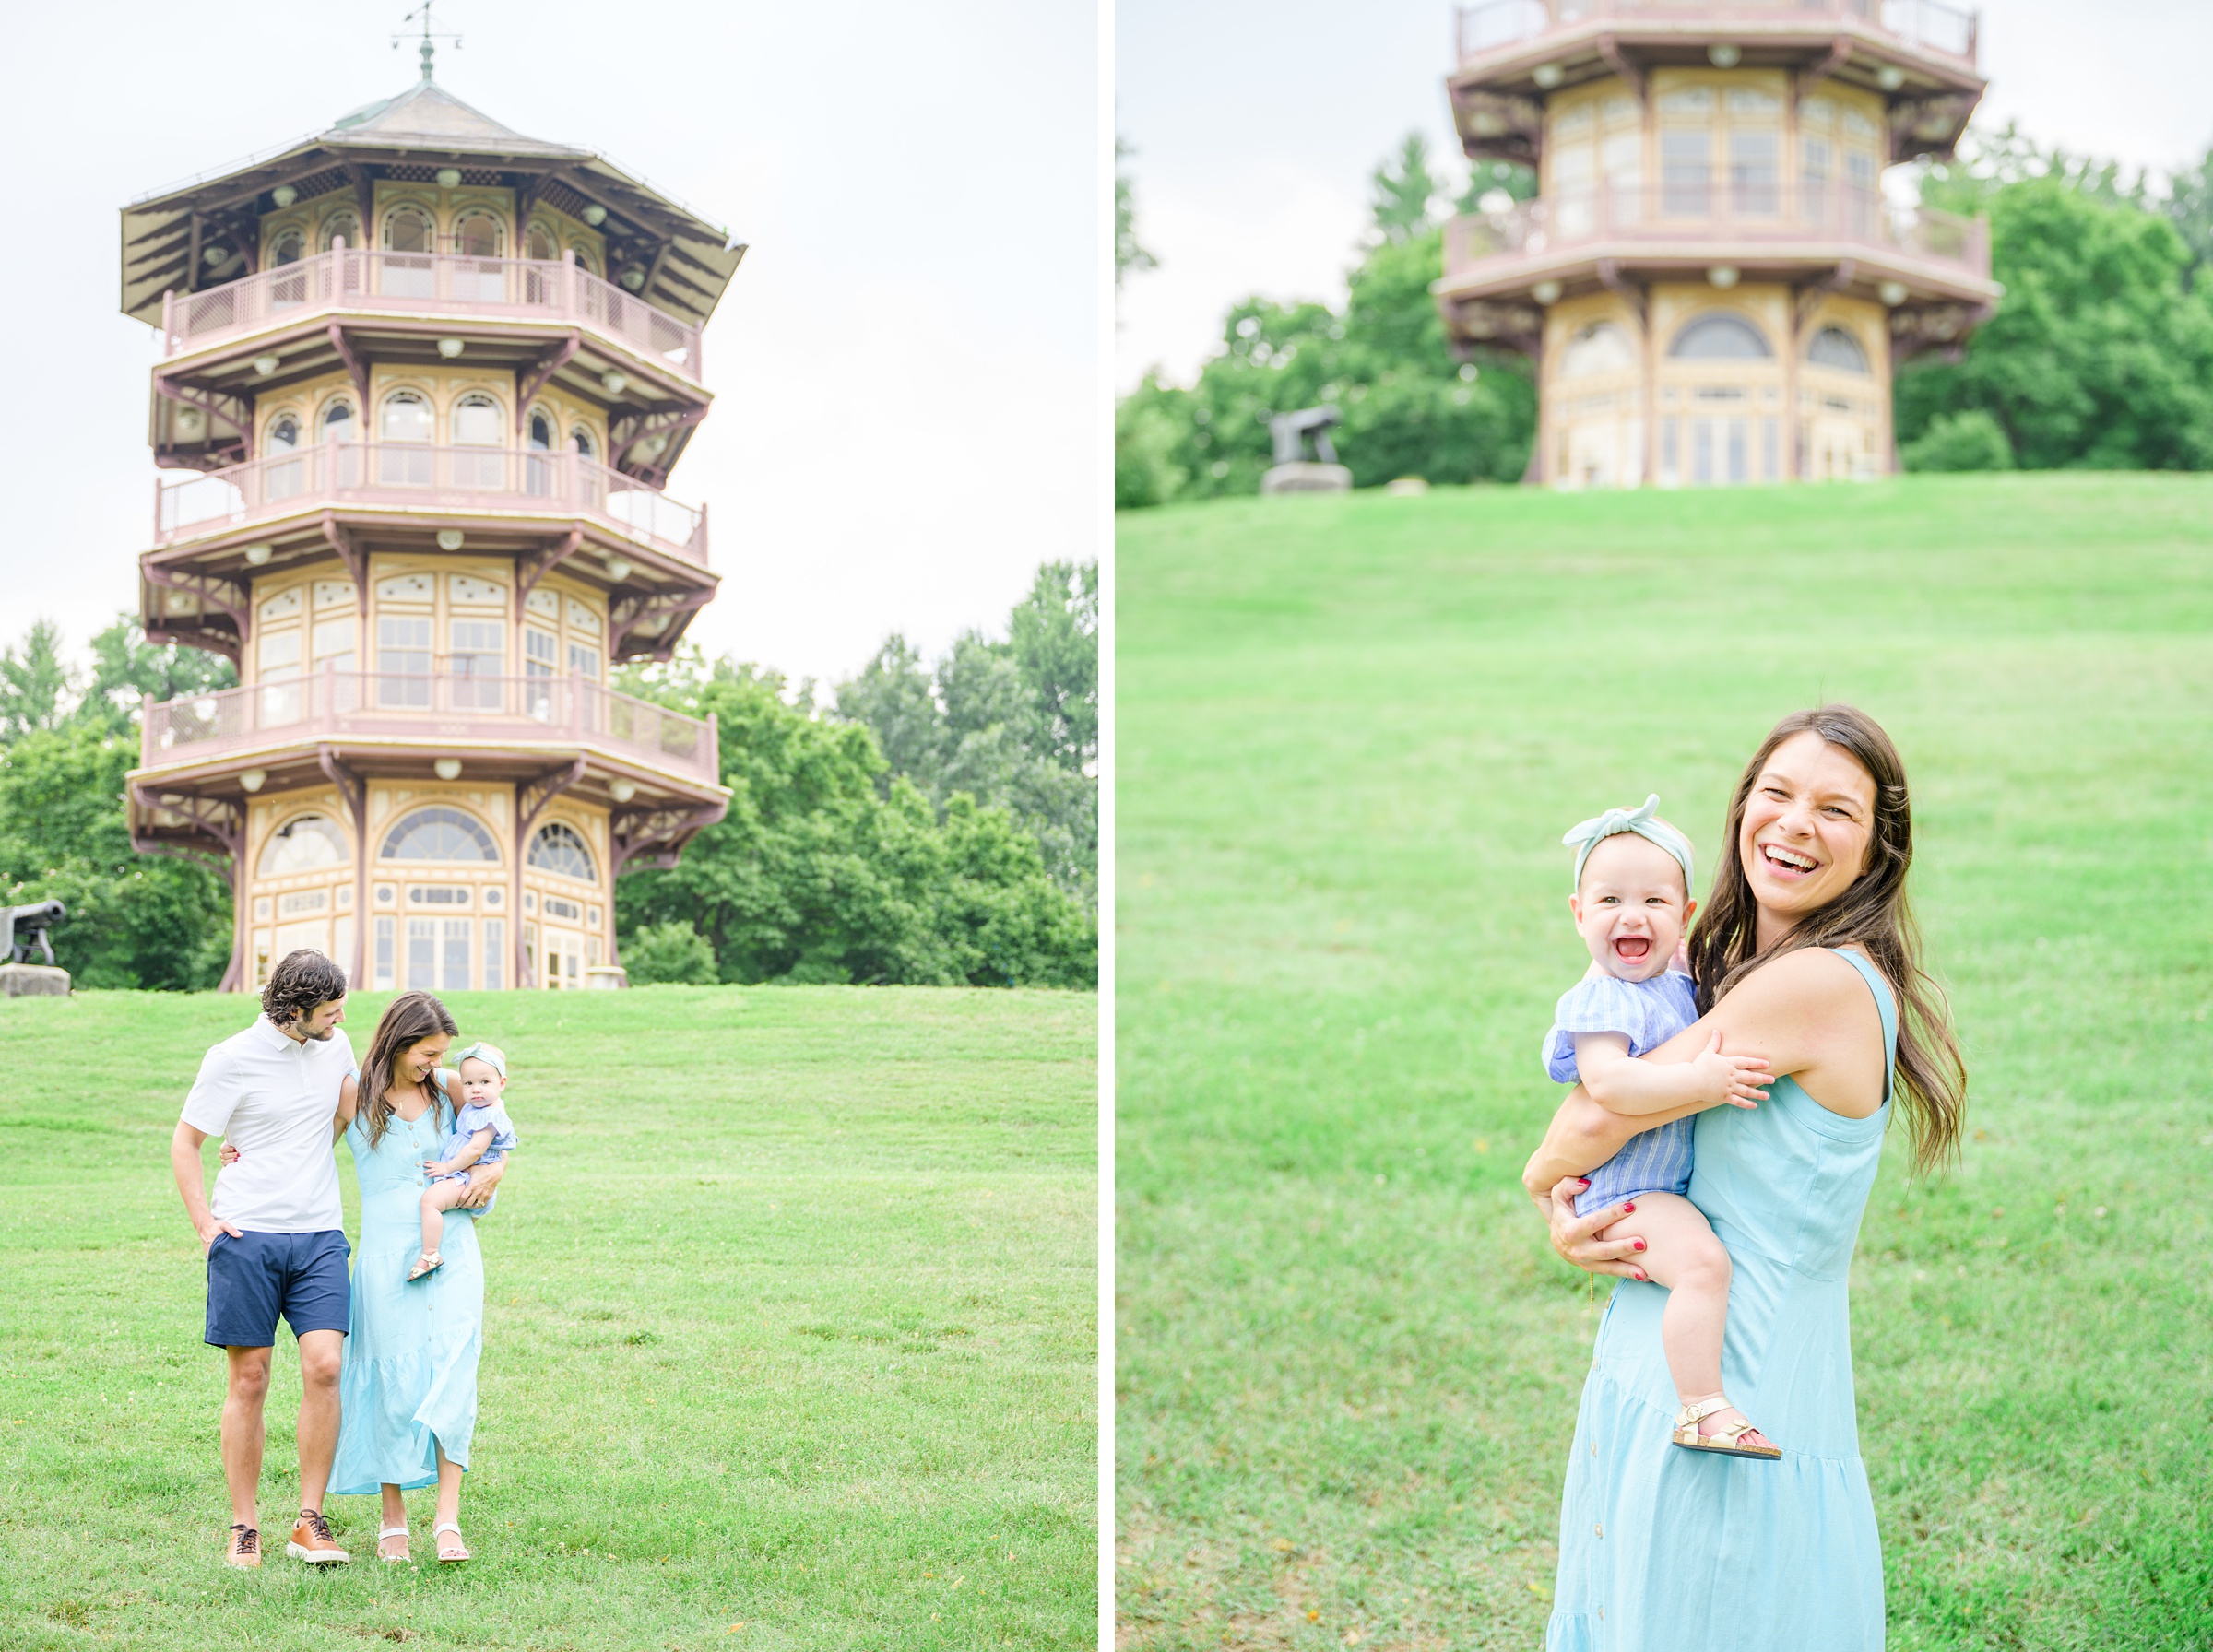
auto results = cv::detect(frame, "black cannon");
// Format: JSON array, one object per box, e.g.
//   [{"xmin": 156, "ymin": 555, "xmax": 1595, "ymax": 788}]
[
  {"xmin": 2, "ymin": 900, "xmax": 65, "ymax": 966},
  {"xmin": 1270, "ymin": 404, "xmax": 1343, "ymax": 466}
]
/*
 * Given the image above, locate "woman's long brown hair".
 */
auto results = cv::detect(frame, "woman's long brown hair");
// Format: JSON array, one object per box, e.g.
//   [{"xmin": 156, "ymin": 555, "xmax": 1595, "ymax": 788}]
[
  {"xmin": 358, "ymin": 990, "xmax": 458, "ymax": 1149},
  {"xmin": 1686, "ymin": 704, "xmax": 1967, "ymax": 1174}
]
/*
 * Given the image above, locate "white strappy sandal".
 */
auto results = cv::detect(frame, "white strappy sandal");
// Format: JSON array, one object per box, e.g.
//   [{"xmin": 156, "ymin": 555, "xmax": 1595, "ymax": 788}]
[
  {"xmin": 433, "ymin": 1520, "xmax": 471, "ymax": 1564},
  {"xmin": 1672, "ymin": 1395, "xmax": 1782, "ymax": 1460},
  {"xmin": 377, "ymin": 1525, "xmax": 410, "ymax": 1564}
]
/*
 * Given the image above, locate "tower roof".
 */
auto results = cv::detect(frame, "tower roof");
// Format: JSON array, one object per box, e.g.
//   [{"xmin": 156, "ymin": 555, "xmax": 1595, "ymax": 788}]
[
  {"xmin": 121, "ymin": 77, "xmax": 745, "ymax": 331},
  {"xmin": 321, "ymin": 78, "xmax": 593, "ymax": 159}
]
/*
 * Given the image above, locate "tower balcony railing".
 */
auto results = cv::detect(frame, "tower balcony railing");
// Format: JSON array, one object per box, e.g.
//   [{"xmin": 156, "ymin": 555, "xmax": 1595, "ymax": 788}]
[
  {"xmin": 1456, "ymin": 0, "xmax": 1978, "ymax": 65},
  {"xmin": 1442, "ymin": 183, "xmax": 1989, "ymax": 282},
  {"xmin": 160, "ymin": 247, "xmax": 704, "ymax": 381},
  {"xmin": 139, "ymin": 667, "xmax": 721, "ymax": 787},
  {"xmin": 152, "ymin": 442, "xmax": 709, "ymax": 565}
]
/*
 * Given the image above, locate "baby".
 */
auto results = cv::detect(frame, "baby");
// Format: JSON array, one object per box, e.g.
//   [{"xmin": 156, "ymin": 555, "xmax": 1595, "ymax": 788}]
[
  {"xmin": 1544, "ymin": 796, "xmax": 1779, "ymax": 1459},
  {"xmin": 410, "ymin": 1042, "xmax": 519, "ymax": 1282}
]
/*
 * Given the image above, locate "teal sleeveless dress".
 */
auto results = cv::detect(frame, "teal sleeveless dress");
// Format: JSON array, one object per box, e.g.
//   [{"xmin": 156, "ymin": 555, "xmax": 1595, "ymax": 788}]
[
  {"xmin": 1547, "ymin": 949, "xmax": 1897, "ymax": 1651},
  {"xmin": 331, "ymin": 1072, "xmax": 486, "ymax": 1493}
]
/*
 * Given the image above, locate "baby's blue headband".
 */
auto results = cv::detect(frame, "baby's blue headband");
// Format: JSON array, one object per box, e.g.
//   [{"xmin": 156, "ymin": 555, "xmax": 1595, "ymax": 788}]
[
  {"xmin": 1563, "ymin": 794, "xmax": 1696, "ymax": 891},
  {"xmin": 453, "ymin": 1041, "xmax": 506, "ymax": 1078}
]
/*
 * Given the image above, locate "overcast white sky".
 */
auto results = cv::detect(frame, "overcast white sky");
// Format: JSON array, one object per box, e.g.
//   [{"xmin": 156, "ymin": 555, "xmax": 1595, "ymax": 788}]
[
  {"xmin": 1118, "ymin": 0, "xmax": 2213, "ymax": 390},
  {"xmin": 0, "ymin": 0, "xmax": 1097, "ymax": 691}
]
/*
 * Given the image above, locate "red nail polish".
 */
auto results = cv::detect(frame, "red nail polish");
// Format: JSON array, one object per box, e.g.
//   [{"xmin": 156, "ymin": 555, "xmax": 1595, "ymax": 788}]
[
  {"xmin": 1634, "ymin": 1239, "xmax": 1646, "ymax": 1251},
  {"xmin": 1623, "ymin": 1202, "xmax": 1636, "ymax": 1213},
  {"xmin": 1635, "ymin": 1271, "xmax": 1647, "ymax": 1281}
]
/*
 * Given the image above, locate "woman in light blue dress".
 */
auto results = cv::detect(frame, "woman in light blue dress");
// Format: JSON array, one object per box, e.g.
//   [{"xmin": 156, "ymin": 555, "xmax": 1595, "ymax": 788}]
[
  {"xmin": 1523, "ymin": 707, "xmax": 1968, "ymax": 1650},
  {"xmin": 328, "ymin": 991, "xmax": 505, "ymax": 1564}
]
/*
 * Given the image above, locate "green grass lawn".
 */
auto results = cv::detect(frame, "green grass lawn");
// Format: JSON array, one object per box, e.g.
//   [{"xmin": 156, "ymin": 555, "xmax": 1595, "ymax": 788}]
[
  {"xmin": 1115, "ymin": 474, "xmax": 2213, "ymax": 1651},
  {"xmin": 0, "ymin": 985, "xmax": 1096, "ymax": 1651}
]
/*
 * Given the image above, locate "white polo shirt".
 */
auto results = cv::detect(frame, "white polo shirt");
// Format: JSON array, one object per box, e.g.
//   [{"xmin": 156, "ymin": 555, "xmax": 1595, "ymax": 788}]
[{"xmin": 181, "ymin": 1015, "xmax": 357, "ymax": 1233}]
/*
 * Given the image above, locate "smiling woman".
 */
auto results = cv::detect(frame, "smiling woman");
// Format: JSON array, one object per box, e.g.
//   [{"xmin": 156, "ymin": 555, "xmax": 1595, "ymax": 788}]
[{"xmin": 1524, "ymin": 703, "xmax": 1967, "ymax": 1651}]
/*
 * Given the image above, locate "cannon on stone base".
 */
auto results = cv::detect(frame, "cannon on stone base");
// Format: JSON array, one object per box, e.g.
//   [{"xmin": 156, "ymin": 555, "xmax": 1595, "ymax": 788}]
[{"xmin": 0, "ymin": 900, "xmax": 70, "ymax": 997}]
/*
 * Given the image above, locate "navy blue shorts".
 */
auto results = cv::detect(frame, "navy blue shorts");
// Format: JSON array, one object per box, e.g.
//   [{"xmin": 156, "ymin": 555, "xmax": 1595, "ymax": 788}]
[{"xmin": 205, "ymin": 1229, "xmax": 351, "ymax": 1349}]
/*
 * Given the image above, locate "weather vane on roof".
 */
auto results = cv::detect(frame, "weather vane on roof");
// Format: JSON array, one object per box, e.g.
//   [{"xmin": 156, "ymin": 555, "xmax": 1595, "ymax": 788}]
[{"xmin": 394, "ymin": 2, "xmax": 462, "ymax": 83}]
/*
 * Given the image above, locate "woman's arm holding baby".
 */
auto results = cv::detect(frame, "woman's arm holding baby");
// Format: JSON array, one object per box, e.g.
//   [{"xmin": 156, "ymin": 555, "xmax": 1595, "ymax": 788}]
[
  {"xmin": 1526, "ymin": 948, "xmax": 1883, "ymax": 1268},
  {"xmin": 453, "ymin": 1154, "xmax": 505, "ymax": 1209},
  {"xmin": 423, "ymin": 1126, "xmax": 492, "ymax": 1178}
]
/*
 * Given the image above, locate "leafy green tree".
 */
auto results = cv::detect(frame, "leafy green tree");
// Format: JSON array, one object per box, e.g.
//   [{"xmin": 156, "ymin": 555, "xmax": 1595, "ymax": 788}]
[
  {"xmin": 616, "ymin": 657, "xmax": 1094, "ymax": 987},
  {"xmin": 1370, "ymin": 132, "xmax": 1440, "ymax": 243},
  {"xmin": 0, "ymin": 722, "xmax": 231, "ymax": 989},
  {"xmin": 0, "ymin": 620, "xmax": 75, "ymax": 744},
  {"xmin": 2163, "ymin": 147, "xmax": 2213, "ymax": 288},
  {"xmin": 834, "ymin": 563, "xmax": 1098, "ymax": 900},
  {"xmin": 1896, "ymin": 173, "xmax": 2213, "ymax": 469},
  {"xmin": 621, "ymin": 918, "xmax": 719, "ymax": 985},
  {"xmin": 1117, "ymin": 136, "xmax": 1158, "ymax": 289}
]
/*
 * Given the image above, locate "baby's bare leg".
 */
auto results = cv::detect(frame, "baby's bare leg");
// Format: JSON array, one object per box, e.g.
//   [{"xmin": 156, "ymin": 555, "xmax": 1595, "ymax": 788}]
[
  {"xmin": 419, "ymin": 1180, "xmax": 468, "ymax": 1257},
  {"xmin": 1595, "ymin": 1191, "xmax": 1770, "ymax": 1447}
]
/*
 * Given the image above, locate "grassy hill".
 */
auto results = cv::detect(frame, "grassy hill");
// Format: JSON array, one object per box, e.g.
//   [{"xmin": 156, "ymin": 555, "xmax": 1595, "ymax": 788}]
[
  {"xmin": 0, "ymin": 985, "xmax": 1095, "ymax": 1650},
  {"xmin": 1117, "ymin": 474, "xmax": 2213, "ymax": 1650}
]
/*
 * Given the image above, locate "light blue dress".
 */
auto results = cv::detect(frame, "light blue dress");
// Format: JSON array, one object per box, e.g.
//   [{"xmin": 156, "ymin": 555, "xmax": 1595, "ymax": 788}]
[
  {"xmin": 1547, "ymin": 949, "xmax": 1898, "ymax": 1651},
  {"xmin": 332, "ymin": 1073, "xmax": 485, "ymax": 1493}
]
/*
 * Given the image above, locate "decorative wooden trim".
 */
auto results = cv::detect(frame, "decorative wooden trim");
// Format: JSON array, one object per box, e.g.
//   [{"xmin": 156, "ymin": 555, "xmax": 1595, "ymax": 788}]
[
  {"xmin": 1595, "ymin": 35, "xmax": 1644, "ymax": 100},
  {"xmin": 315, "ymin": 745, "xmax": 370, "ymax": 989},
  {"xmin": 611, "ymin": 799, "xmax": 727, "ymax": 876},
  {"xmin": 131, "ymin": 784, "xmax": 244, "ymax": 990},
  {"xmin": 1596, "ymin": 259, "xmax": 1646, "ymax": 329},
  {"xmin": 609, "ymin": 585, "xmax": 715, "ymax": 661},
  {"xmin": 515, "ymin": 332, "xmax": 581, "ymax": 433},
  {"xmin": 142, "ymin": 562, "xmax": 251, "ymax": 660},
  {"xmin": 318, "ymin": 512, "xmax": 368, "ymax": 618},
  {"xmin": 515, "ymin": 526, "xmax": 585, "ymax": 621},
  {"xmin": 325, "ymin": 321, "xmax": 371, "ymax": 408}
]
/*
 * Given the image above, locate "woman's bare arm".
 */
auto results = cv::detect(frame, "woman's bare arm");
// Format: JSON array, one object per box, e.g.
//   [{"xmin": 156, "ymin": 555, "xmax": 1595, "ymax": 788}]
[{"xmin": 1523, "ymin": 949, "xmax": 1884, "ymax": 1258}]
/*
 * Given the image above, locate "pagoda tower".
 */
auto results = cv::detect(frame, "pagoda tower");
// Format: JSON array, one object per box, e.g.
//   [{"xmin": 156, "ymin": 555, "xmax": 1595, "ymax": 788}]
[
  {"xmin": 121, "ymin": 41, "xmax": 744, "ymax": 993},
  {"xmin": 1437, "ymin": 0, "xmax": 1999, "ymax": 488}
]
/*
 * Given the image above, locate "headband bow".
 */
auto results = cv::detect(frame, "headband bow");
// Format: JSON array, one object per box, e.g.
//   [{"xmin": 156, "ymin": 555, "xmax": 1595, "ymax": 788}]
[
  {"xmin": 1562, "ymin": 794, "xmax": 1696, "ymax": 891},
  {"xmin": 453, "ymin": 1040, "xmax": 507, "ymax": 1078}
]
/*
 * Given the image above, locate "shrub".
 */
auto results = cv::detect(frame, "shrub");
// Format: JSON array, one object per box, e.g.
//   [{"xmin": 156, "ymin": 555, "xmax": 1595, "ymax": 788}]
[
  {"xmin": 621, "ymin": 919, "xmax": 719, "ymax": 985},
  {"xmin": 1901, "ymin": 409, "xmax": 2018, "ymax": 472}
]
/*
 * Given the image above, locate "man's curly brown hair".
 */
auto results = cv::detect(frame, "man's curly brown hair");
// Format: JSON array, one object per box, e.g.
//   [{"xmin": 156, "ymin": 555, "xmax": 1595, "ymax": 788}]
[{"xmin": 261, "ymin": 949, "xmax": 349, "ymax": 1026}]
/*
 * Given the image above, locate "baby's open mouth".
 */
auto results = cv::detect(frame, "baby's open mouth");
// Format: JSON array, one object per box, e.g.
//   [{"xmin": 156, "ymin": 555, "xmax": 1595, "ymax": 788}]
[{"xmin": 1613, "ymin": 936, "xmax": 1651, "ymax": 962}]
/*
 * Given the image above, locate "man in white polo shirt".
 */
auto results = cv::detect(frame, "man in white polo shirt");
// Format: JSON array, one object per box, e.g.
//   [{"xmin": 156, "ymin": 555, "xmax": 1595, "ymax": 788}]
[{"xmin": 171, "ymin": 949, "xmax": 359, "ymax": 1569}]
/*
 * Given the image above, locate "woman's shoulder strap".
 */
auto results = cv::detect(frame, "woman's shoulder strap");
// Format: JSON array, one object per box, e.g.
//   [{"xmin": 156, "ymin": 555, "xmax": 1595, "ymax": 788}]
[{"xmin": 1824, "ymin": 947, "xmax": 1898, "ymax": 1104}]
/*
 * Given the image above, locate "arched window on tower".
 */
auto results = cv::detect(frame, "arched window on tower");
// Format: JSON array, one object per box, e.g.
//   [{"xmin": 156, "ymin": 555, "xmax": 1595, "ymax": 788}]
[
  {"xmin": 1805, "ymin": 325, "xmax": 1870, "ymax": 373},
  {"xmin": 524, "ymin": 221, "xmax": 560, "ymax": 303},
  {"xmin": 323, "ymin": 211, "xmax": 361, "ymax": 253},
  {"xmin": 383, "ymin": 205, "xmax": 436, "ymax": 298},
  {"xmin": 267, "ymin": 228, "xmax": 307, "ymax": 310},
  {"xmin": 260, "ymin": 814, "xmax": 348, "ymax": 877},
  {"xmin": 454, "ymin": 209, "xmax": 504, "ymax": 301},
  {"xmin": 379, "ymin": 390, "xmax": 432, "ymax": 486},
  {"xmin": 526, "ymin": 410, "xmax": 556, "ymax": 496},
  {"xmin": 266, "ymin": 414, "xmax": 303, "ymax": 500},
  {"xmin": 528, "ymin": 822, "xmax": 596, "ymax": 883},
  {"xmin": 1668, "ymin": 313, "xmax": 1772, "ymax": 360},
  {"xmin": 452, "ymin": 393, "xmax": 505, "ymax": 487},
  {"xmin": 380, "ymin": 807, "xmax": 500, "ymax": 865}
]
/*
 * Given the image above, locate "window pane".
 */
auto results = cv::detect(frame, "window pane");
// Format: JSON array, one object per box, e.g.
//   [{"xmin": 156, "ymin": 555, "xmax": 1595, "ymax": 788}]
[
  {"xmin": 374, "ymin": 916, "xmax": 395, "ymax": 990},
  {"xmin": 483, "ymin": 918, "xmax": 505, "ymax": 990},
  {"xmin": 407, "ymin": 918, "xmax": 436, "ymax": 990},
  {"xmin": 453, "ymin": 400, "xmax": 503, "ymax": 445},
  {"xmin": 443, "ymin": 918, "xmax": 472, "ymax": 991}
]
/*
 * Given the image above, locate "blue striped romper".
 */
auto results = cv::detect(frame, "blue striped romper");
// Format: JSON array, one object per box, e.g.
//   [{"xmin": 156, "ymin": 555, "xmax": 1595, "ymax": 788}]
[{"xmin": 1543, "ymin": 971, "xmax": 1701, "ymax": 1219}]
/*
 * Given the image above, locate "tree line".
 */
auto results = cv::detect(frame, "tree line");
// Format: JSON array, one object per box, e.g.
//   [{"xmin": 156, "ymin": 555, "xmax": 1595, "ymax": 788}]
[
  {"xmin": 1116, "ymin": 125, "xmax": 2213, "ymax": 503},
  {"xmin": 0, "ymin": 562, "xmax": 1095, "ymax": 991}
]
